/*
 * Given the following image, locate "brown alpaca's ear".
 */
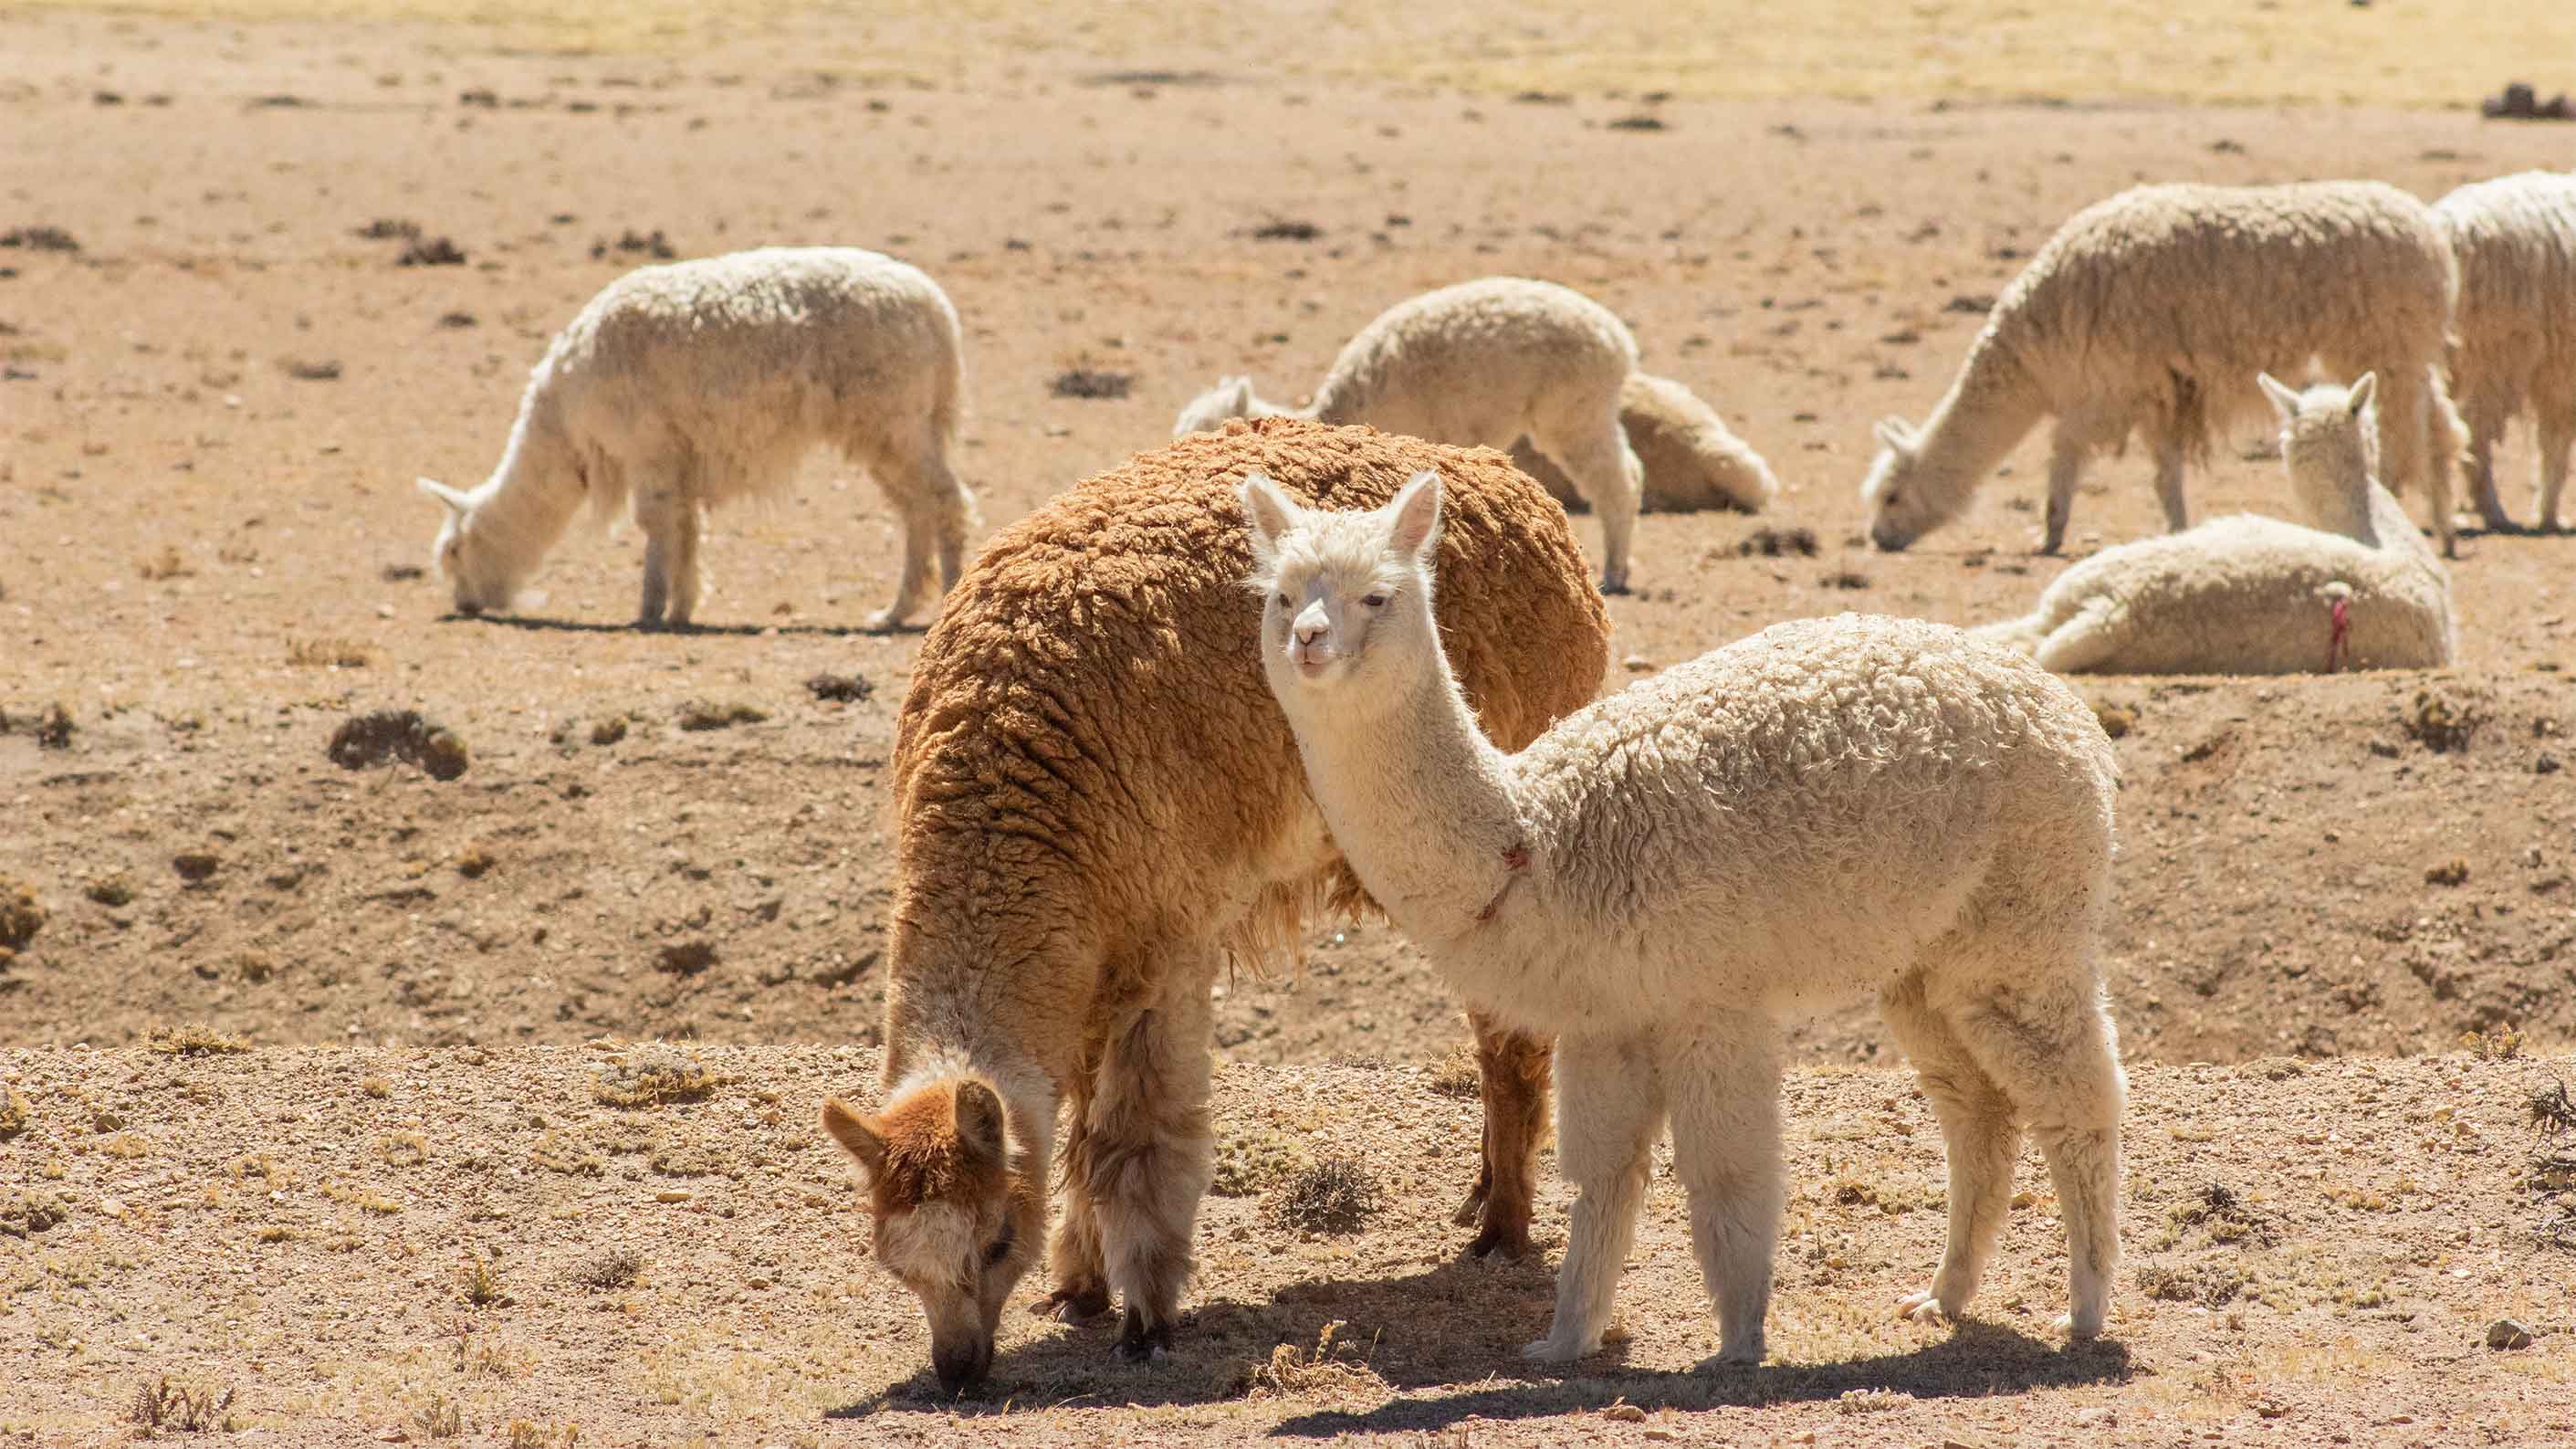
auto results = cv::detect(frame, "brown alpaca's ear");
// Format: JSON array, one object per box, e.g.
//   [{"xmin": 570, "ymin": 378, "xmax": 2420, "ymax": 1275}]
[
  {"xmin": 820, "ymin": 1097, "xmax": 889, "ymax": 1183},
  {"xmin": 953, "ymin": 1081, "xmax": 1007, "ymax": 1172}
]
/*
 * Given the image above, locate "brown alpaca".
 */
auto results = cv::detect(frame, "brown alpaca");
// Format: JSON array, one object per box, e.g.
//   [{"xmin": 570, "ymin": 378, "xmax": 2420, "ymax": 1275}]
[{"xmin": 822, "ymin": 418, "xmax": 1610, "ymax": 1391}]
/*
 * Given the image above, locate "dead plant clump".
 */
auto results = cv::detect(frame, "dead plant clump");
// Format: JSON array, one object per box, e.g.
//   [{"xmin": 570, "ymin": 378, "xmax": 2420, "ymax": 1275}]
[
  {"xmin": 592, "ymin": 1044, "xmax": 723, "ymax": 1108},
  {"xmin": 675, "ymin": 699, "xmax": 767, "ymax": 731},
  {"xmin": 0, "ymin": 1087, "xmax": 31, "ymax": 1141},
  {"xmin": 462, "ymin": 1254, "xmax": 512, "ymax": 1307},
  {"xmin": 2530, "ymin": 1076, "xmax": 2576, "ymax": 1251},
  {"xmin": 1049, "ymin": 361, "xmax": 1135, "ymax": 399},
  {"xmin": 1262, "ymin": 1157, "xmax": 1385, "ymax": 1234},
  {"xmin": 2403, "ymin": 687, "xmax": 2485, "ymax": 752},
  {"xmin": 328, "ymin": 709, "xmax": 469, "ymax": 780},
  {"xmin": 1, "ymin": 1188, "xmax": 70, "ymax": 1238},
  {"xmin": 804, "ymin": 671, "xmax": 873, "ymax": 703},
  {"xmin": 1211, "ymin": 1125, "xmax": 1307, "ymax": 1197},
  {"xmin": 1735, "ymin": 525, "xmax": 1819, "ymax": 558},
  {"xmin": 2134, "ymin": 1259, "xmax": 2253, "ymax": 1307},
  {"xmin": 136, "ymin": 544, "xmax": 194, "ymax": 580},
  {"xmin": 1231, "ymin": 1319, "xmax": 1387, "ymax": 1401},
  {"xmin": 148, "ymin": 1022, "xmax": 250, "ymax": 1056},
  {"xmin": 35, "ymin": 701, "xmax": 75, "ymax": 750},
  {"xmin": 129, "ymin": 1376, "xmax": 238, "ymax": 1436},
  {"xmin": 287, "ymin": 636, "xmax": 375, "ymax": 668},
  {"xmin": 1428, "ymin": 1045, "xmax": 1482, "ymax": 1099},
  {"xmin": 0, "ymin": 877, "xmax": 44, "ymax": 961},
  {"xmin": 2169, "ymin": 1182, "xmax": 2278, "ymax": 1245},
  {"xmin": 571, "ymin": 1248, "xmax": 642, "ymax": 1290}
]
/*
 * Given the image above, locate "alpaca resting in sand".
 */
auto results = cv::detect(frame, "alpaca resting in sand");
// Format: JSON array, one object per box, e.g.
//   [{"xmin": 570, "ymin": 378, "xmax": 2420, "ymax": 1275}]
[
  {"xmin": 1174, "ymin": 277, "xmax": 1646, "ymax": 592},
  {"xmin": 1244, "ymin": 472, "xmax": 2126, "ymax": 1365},
  {"xmin": 821, "ymin": 420, "xmax": 1610, "ymax": 1392},
  {"xmin": 1972, "ymin": 373, "xmax": 2456, "ymax": 675}
]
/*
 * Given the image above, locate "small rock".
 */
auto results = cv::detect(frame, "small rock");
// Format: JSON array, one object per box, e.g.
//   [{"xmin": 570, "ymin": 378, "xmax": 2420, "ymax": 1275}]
[
  {"xmin": 2538, "ymin": 751, "xmax": 2561, "ymax": 775},
  {"xmin": 2487, "ymin": 1318, "xmax": 2534, "ymax": 1349},
  {"xmin": 1601, "ymin": 1402, "xmax": 1646, "ymax": 1423},
  {"xmin": 654, "ymin": 1189, "xmax": 693, "ymax": 1203},
  {"xmin": 173, "ymin": 851, "xmax": 220, "ymax": 883},
  {"xmin": 1622, "ymin": 654, "xmax": 1655, "ymax": 673}
]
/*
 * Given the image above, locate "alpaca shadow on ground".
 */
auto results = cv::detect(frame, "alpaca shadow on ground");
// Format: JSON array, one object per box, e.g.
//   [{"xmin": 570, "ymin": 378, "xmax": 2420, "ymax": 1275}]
[
  {"xmin": 1267, "ymin": 1323, "xmax": 2132, "ymax": 1438},
  {"xmin": 827, "ymin": 1249, "xmax": 2129, "ymax": 1428},
  {"xmin": 433, "ymin": 609, "xmax": 917, "ymax": 637}
]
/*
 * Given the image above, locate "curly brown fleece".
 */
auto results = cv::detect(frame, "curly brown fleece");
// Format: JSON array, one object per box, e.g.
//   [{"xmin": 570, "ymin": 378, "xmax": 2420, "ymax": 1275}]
[{"xmin": 885, "ymin": 417, "xmax": 1607, "ymax": 1339}]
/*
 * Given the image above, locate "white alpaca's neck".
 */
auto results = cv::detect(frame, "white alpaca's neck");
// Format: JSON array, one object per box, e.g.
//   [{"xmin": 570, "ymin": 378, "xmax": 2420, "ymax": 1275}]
[
  {"xmin": 1915, "ymin": 338, "xmax": 2049, "ymax": 507},
  {"xmin": 470, "ymin": 400, "xmax": 586, "ymax": 564},
  {"xmin": 1280, "ymin": 613, "xmax": 1530, "ymax": 956},
  {"xmin": 2287, "ymin": 443, "xmax": 2380, "ymax": 545}
]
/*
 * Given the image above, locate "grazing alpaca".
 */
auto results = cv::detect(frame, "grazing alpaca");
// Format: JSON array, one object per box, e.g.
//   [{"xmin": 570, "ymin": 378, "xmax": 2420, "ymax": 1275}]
[
  {"xmin": 822, "ymin": 420, "xmax": 1610, "ymax": 1392},
  {"xmin": 1244, "ymin": 473, "xmax": 2126, "ymax": 1365},
  {"xmin": 1972, "ymin": 373, "xmax": 2457, "ymax": 674},
  {"xmin": 1174, "ymin": 277, "xmax": 1645, "ymax": 592},
  {"xmin": 1510, "ymin": 372, "xmax": 1780, "ymax": 516},
  {"xmin": 1863, "ymin": 180, "xmax": 2467, "ymax": 556},
  {"xmin": 419, "ymin": 247, "xmax": 972, "ymax": 630},
  {"xmin": 2434, "ymin": 170, "xmax": 2576, "ymax": 532}
]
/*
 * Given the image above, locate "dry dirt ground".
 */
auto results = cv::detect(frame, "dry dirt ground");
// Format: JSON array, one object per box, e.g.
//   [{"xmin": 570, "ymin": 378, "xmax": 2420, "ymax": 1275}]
[{"xmin": 4, "ymin": 1, "xmax": 2576, "ymax": 1443}]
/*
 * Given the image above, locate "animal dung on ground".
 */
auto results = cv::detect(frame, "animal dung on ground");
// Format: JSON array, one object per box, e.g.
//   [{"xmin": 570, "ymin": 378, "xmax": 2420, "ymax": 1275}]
[{"xmin": 326, "ymin": 709, "xmax": 470, "ymax": 781}]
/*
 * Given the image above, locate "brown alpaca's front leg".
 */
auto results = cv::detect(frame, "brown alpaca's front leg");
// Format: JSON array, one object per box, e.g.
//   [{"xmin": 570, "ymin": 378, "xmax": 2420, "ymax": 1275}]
[{"xmin": 1456, "ymin": 1009, "xmax": 1551, "ymax": 1261}]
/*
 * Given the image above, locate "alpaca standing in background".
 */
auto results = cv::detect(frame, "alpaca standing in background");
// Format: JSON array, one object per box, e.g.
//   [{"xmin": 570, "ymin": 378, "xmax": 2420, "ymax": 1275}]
[
  {"xmin": 420, "ymin": 247, "xmax": 973, "ymax": 630},
  {"xmin": 1863, "ymin": 180, "xmax": 2467, "ymax": 555},
  {"xmin": 822, "ymin": 420, "xmax": 1610, "ymax": 1392},
  {"xmin": 2435, "ymin": 170, "xmax": 2576, "ymax": 532},
  {"xmin": 1175, "ymin": 277, "xmax": 1645, "ymax": 591},
  {"xmin": 1973, "ymin": 373, "xmax": 2456, "ymax": 674},
  {"xmin": 1245, "ymin": 472, "xmax": 2125, "ymax": 1366}
]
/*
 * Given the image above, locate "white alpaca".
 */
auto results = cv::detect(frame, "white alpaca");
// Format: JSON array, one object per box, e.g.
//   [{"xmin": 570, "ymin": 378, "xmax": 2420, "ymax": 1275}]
[
  {"xmin": 1973, "ymin": 373, "xmax": 2457, "ymax": 675},
  {"xmin": 418, "ymin": 247, "xmax": 973, "ymax": 630},
  {"xmin": 2434, "ymin": 171, "xmax": 2576, "ymax": 532},
  {"xmin": 1242, "ymin": 473, "xmax": 2125, "ymax": 1366},
  {"xmin": 1510, "ymin": 372, "xmax": 1781, "ymax": 516},
  {"xmin": 1863, "ymin": 181, "xmax": 2469, "ymax": 556},
  {"xmin": 1176, "ymin": 277, "xmax": 1645, "ymax": 592}
]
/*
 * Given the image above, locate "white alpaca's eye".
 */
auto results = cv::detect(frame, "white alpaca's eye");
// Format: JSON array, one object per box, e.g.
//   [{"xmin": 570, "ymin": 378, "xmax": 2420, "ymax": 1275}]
[{"xmin": 1361, "ymin": 592, "xmax": 1388, "ymax": 608}]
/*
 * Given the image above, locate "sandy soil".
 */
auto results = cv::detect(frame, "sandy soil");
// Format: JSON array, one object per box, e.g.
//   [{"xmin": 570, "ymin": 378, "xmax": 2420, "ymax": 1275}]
[{"xmin": 5, "ymin": 4, "xmax": 2576, "ymax": 1444}]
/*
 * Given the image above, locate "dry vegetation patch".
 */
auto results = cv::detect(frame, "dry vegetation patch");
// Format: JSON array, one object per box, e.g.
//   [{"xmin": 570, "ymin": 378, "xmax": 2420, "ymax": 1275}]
[{"xmin": 591, "ymin": 1044, "xmax": 723, "ymax": 1107}]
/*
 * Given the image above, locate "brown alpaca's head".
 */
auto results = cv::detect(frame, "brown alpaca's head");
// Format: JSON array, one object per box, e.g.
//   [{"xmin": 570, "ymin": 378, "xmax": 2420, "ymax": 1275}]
[{"xmin": 820, "ymin": 1079, "xmax": 1039, "ymax": 1394}]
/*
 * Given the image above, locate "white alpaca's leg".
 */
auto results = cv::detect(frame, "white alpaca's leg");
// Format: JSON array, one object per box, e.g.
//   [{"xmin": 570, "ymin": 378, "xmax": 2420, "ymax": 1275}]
[
  {"xmin": 2040, "ymin": 429, "xmax": 2086, "ymax": 555},
  {"xmin": 1663, "ymin": 1027, "xmax": 1785, "ymax": 1366},
  {"xmin": 1948, "ymin": 978, "xmax": 2125, "ymax": 1341},
  {"xmin": 1077, "ymin": 944, "xmax": 1219, "ymax": 1363},
  {"xmin": 2149, "ymin": 436, "xmax": 2189, "ymax": 536},
  {"xmin": 2536, "ymin": 410, "xmax": 2571, "ymax": 532},
  {"xmin": 1531, "ymin": 412, "xmax": 1641, "ymax": 595},
  {"xmin": 861, "ymin": 428, "xmax": 973, "ymax": 631},
  {"xmin": 2030, "ymin": 595, "xmax": 2128, "ymax": 676},
  {"xmin": 2463, "ymin": 415, "xmax": 2510, "ymax": 531},
  {"xmin": 633, "ymin": 465, "xmax": 700, "ymax": 628},
  {"xmin": 1881, "ymin": 974, "xmax": 2022, "ymax": 1327},
  {"xmin": 1525, "ymin": 1034, "xmax": 1663, "ymax": 1363}
]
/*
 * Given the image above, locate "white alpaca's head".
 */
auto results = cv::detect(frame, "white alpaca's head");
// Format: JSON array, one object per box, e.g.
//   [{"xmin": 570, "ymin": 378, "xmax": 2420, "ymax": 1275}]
[
  {"xmin": 417, "ymin": 477, "xmax": 521, "ymax": 616},
  {"xmin": 2259, "ymin": 371, "xmax": 2378, "ymax": 525},
  {"xmin": 1241, "ymin": 468, "xmax": 1443, "ymax": 698},
  {"xmin": 1173, "ymin": 375, "xmax": 1281, "ymax": 438},
  {"xmin": 1860, "ymin": 415, "xmax": 1948, "ymax": 551}
]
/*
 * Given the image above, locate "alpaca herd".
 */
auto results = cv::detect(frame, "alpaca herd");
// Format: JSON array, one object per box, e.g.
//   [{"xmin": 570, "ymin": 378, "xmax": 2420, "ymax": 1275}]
[{"xmin": 408, "ymin": 168, "xmax": 2574, "ymax": 1392}]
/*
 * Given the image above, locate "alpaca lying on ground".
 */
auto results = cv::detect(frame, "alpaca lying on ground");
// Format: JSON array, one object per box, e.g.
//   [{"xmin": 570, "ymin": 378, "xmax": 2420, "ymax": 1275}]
[
  {"xmin": 1244, "ymin": 473, "xmax": 2125, "ymax": 1366},
  {"xmin": 1973, "ymin": 373, "xmax": 2456, "ymax": 675},
  {"xmin": 2435, "ymin": 170, "xmax": 2576, "ymax": 532},
  {"xmin": 419, "ymin": 247, "xmax": 973, "ymax": 630},
  {"xmin": 1509, "ymin": 372, "xmax": 1779, "ymax": 515},
  {"xmin": 1864, "ymin": 181, "xmax": 2469, "ymax": 556},
  {"xmin": 1174, "ymin": 277, "xmax": 1645, "ymax": 592},
  {"xmin": 821, "ymin": 420, "xmax": 1610, "ymax": 1392}
]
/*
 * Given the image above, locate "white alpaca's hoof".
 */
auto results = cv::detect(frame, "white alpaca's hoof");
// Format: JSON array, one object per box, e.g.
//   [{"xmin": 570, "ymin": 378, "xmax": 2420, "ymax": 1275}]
[
  {"xmin": 1896, "ymin": 1289, "xmax": 1950, "ymax": 1327},
  {"xmin": 864, "ymin": 607, "xmax": 907, "ymax": 633},
  {"xmin": 1522, "ymin": 1335, "xmax": 1594, "ymax": 1364},
  {"xmin": 2056, "ymin": 1310, "xmax": 2105, "ymax": 1342},
  {"xmin": 1712, "ymin": 1337, "xmax": 1764, "ymax": 1366}
]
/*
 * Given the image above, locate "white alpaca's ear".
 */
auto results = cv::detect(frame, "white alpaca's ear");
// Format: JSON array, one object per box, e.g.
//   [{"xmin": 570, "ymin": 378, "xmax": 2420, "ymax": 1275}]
[
  {"xmin": 1226, "ymin": 376, "xmax": 1256, "ymax": 415},
  {"xmin": 1386, "ymin": 469, "xmax": 1443, "ymax": 561},
  {"xmin": 417, "ymin": 477, "xmax": 471, "ymax": 515},
  {"xmin": 2257, "ymin": 373, "xmax": 2302, "ymax": 422},
  {"xmin": 1873, "ymin": 417, "xmax": 1916, "ymax": 452},
  {"xmin": 2344, "ymin": 372, "xmax": 2377, "ymax": 417},
  {"xmin": 1240, "ymin": 470, "xmax": 1301, "ymax": 553}
]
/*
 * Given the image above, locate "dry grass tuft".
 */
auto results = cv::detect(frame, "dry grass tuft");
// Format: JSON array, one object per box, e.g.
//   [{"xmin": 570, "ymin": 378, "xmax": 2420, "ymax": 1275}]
[
  {"xmin": 0, "ymin": 877, "xmax": 44, "ymax": 957},
  {"xmin": 1232, "ymin": 1319, "xmax": 1387, "ymax": 1401},
  {"xmin": 2170, "ymin": 1182, "xmax": 2277, "ymax": 1245},
  {"xmin": 1427, "ymin": 1045, "xmax": 1482, "ymax": 1099},
  {"xmin": 136, "ymin": 545, "xmax": 194, "ymax": 581},
  {"xmin": 287, "ymin": 636, "xmax": 375, "ymax": 668},
  {"xmin": 129, "ymin": 1376, "xmax": 237, "ymax": 1436},
  {"xmin": 328, "ymin": 709, "xmax": 469, "ymax": 780},
  {"xmin": 1263, "ymin": 1157, "xmax": 1384, "ymax": 1234},
  {"xmin": 571, "ymin": 1248, "xmax": 642, "ymax": 1291},
  {"xmin": 592, "ymin": 1045, "xmax": 723, "ymax": 1108},
  {"xmin": 149, "ymin": 1022, "xmax": 249, "ymax": 1056},
  {"xmin": 675, "ymin": 699, "xmax": 768, "ymax": 731},
  {"xmin": 413, "ymin": 1391, "xmax": 465, "ymax": 1440},
  {"xmin": 462, "ymin": 1253, "xmax": 512, "ymax": 1307},
  {"xmin": 2403, "ymin": 688, "xmax": 2486, "ymax": 753}
]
